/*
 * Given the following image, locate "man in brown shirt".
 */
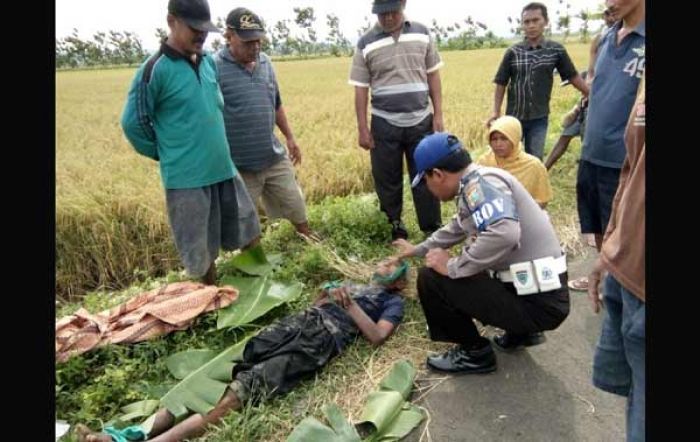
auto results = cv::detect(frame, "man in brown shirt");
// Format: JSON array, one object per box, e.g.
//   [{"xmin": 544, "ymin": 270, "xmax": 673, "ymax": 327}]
[{"xmin": 588, "ymin": 72, "xmax": 645, "ymax": 442}]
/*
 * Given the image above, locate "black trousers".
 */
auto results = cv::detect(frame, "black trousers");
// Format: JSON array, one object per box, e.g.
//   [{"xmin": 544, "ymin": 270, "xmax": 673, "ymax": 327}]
[
  {"xmin": 370, "ymin": 114, "xmax": 441, "ymax": 232},
  {"xmin": 233, "ymin": 308, "xmax": 341, "ymax": 403},
  {"xmin": 417, "ymin": 267, "xmax": 570, "ymax": 347}
]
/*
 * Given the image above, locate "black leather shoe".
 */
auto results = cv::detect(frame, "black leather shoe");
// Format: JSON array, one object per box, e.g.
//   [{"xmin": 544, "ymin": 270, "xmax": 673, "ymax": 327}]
[
  {"xmin": 426, "ymin": 343, "xmax": 497, "ymax": 374},
  {"xmin": 391, "ymin": 220, "xmax": 409, "ymax": 240},
  {"xmin": 492, "ymin": 332, "xmax": 546, "ymax": 352}
]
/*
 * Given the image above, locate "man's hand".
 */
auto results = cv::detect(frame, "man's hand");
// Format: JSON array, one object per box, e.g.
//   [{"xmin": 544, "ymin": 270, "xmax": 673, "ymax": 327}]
[
  {"xmin": 329, "ymin": 287, "xmax": 352, "ymax": 309},
  {"xmin": 426, "ymin": 248, "xmax": 450, "ymax": 276},
  {"xmin": 358, "ymin": 127, "xmax": 375, "ymax": 150},
  {"xmin": 587, "ymin": 258, "xmax": 605, "ymax": 313},
  {"xmin": 485, "ymin": 111, "xmax": 500, "ymax": 128},
  {"xmin": 287, "ymin": 138, "xmax": 302, "ymax": 165},
  {"xmin": 392, "ymin": 239, "xmax": 416, "ymax": 259},
  {"xmin": 433, "ymin": 113, "xmax": 445, "ymax": 132}
]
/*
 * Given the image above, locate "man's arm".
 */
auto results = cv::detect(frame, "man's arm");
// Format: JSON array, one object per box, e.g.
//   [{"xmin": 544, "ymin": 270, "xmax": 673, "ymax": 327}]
[
  {"xmin": 587, "ymin": 33, "xmax": 603, "ymax": 84},
  {"xmin": 569, "ymin": 74, "xmax": 590, "ymax": 97},
  {"xmin": 393, "ymin": 213, "xmax": 468, "ymax": 260},
  {"xmin": 427, "ymin": 71, "xmax": 444, "ymax": 132},
  {"xmin": 488, "ymin": 49, "xmax": 512, "ymax": 127},
  {"xmin": 425, "ymin": 35, "xmax": 445, "ymax": 132},
  {"xmin": 488, "ymin": 84, "xmax": 507, "ymax": 126},
  {"xmin": 354, "ymin": 86, "xmax": 374, "ymax": 150},
  {"xmin": 121, "ymin": 67, "xmax": 160, "ymax": 160},
  {"xmin": 349, "ymin": 45, "xmax": 374, "ymax": 150},
  {"xmin": 275, "ymin": 105, "xmax": 301, "ymax": 165},
  {"xmin": 328, "ymin": 287, "xmax": 397, "ymax": 346}
]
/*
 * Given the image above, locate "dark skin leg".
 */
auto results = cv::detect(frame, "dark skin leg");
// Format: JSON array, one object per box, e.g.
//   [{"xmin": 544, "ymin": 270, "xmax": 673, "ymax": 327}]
[
  {"xmin": 76, "ymin": 390, "xmax": 241, "ymax": 442},
  {"xmin": 200, "ymin": 262, "xmax": 217, "ymax": 286},
  {"xmin": 544, "ymin": 135, "xmax": 574, "ymax": 171},
  {"xmin": 149, "ymin": 390, "xmax": 242, "ymax": 442}
]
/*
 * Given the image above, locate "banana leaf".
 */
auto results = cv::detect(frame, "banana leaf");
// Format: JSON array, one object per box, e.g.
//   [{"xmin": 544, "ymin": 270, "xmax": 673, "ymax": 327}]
[
  {"xmin": 226, "ymin": 245, "xmax": 279, "ymax": 276},
  {"xmin": 104, "ymin": 399, "xmax": 160, "ymax": 429},
  {"xmin": 368, "ymin": 403, "xmax": 424, "ymax": 442},
  {"xmin": 165, "ymin": 350, "xmax": 217, "ymax": 380},
  {"xmin": 378, "ymin": 360, "xmax": 416, "ymax": 400},
  {"xmin": 159, "ymin": 338, "xmax": 250, "ymax": 419},
  {"xmin": 287, "ymin": 360, "xmax": 423, "ymax": 441},
  {"xmin": 355, "ymin": 360, "xmax": 423, "ymax": 439},
  {"xmin": 286, "ymin": 404, "xmax": 361, "ymax": 442},
  {"xmin": 217, "ymin": 275, "xmax": 303, "ymax": 329}
]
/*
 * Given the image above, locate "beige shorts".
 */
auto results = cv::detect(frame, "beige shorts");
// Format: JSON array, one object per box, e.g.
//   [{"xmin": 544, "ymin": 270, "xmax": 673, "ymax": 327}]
[{"xmin": 239, "ymin": 157, "xmax": 308, "ymax": 225}]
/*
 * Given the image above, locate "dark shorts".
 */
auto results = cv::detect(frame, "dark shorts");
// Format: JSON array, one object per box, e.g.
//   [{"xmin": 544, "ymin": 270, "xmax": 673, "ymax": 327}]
[
  {"xmin": 575, "ymin": 160, "xmax": 621, "ymax": 235},
  {"xmin": 166, "ymin": 177, "xmax": 244, "ymax": 277},
  {"xmin": 230, "ymin": 307, "xmax": 344, "ymax": 404}
]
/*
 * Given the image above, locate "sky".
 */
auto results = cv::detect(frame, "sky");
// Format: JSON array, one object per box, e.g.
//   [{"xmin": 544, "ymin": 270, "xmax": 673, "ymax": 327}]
[{"xmin": 56, "ymin": 0, "xmax": 606, "ymax": 51}]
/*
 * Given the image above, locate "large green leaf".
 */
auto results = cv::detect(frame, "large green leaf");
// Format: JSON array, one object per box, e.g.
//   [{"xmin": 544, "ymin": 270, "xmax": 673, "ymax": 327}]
[
  {"xmin": 325, "ymin": 404, "xmax": 362, "ymax": 441},
  {"xmin": 106, "ymin": 399, "xmax": 160, "ymax": 429},
  {"xmin": 287, "ymin": 416, "xmax": 345, "ymax": 442},
  {"xmin": 228, "ymin": 245, "xmax": 276, "ymax": 275},
  {"xmin": 287, "ymin": 360, "xmax": 423, "ymax": 442},
  {"xmin": 165, "ymin": 350, "xmax": 217, "ymax": 380},
  {"xmin": 159, "ymin": 338, "xmax": 250, "ymax": 419},
  {"xmin": 371, "ymin": 403, "xmax": 424, "ymax": 442},
  {"xmin": 356, "ymin": 390, "xmax": 405, "ymax": 437},
  {"xmin": 217, "ymin": 275, "xmax": 303, "ymax": 329},
  {"xmin": 286, "ymin": 404, "xmax": 361, "ymax": 442},
  {"xmin": 378, "ymin": 359, "xmax": 416, "ymax": 400},
  {"xmin": 355, "ymin": 360, "xmax": 423, "ymax": 440}
]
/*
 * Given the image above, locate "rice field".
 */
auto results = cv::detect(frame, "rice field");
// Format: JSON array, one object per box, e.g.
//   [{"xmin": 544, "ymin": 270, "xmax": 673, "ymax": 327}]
[{"xmin": 56, "ymin": 44, "xmax": 590, "ymax": 299}]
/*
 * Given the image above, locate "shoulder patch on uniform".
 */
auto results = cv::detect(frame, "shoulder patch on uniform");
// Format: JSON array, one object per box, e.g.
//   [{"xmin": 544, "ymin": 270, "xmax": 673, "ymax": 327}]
[
  {"xmin": 462, "ymin": 173, "xmax": 519, "ymax": 232},
  {"xmin": 465, "ymin": 182, "xmax": 485, "ymax": 211}
]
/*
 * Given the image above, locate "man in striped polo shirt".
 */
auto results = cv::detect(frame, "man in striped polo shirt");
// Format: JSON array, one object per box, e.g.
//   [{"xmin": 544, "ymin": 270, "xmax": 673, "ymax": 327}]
[
  {"xmin": 215, "ymin": 7, "xmax": 312, "ymax": 239},
  {"xmin": 487, "ymin": 2, "xmax": 589, "ymax": 160},
  {"xmin": 350, "ymin": 0, "xmax": 444, "ymax": 241}
]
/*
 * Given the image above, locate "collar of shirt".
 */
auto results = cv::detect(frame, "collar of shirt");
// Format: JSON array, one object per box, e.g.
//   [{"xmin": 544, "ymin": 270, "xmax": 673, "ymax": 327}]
[
  {"xmin": 161, "ymin": 42, "xmax": 205, "ymax": 69},
  {"xmin": 372, "ymin": 18, "xmax": 412, "ymax": 38},
  {"xmin": 610, "ymin": 18, "xmax": 646, "ymax": 38}
]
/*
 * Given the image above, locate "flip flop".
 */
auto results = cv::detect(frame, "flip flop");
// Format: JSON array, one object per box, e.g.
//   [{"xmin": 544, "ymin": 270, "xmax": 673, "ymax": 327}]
[{"xmin": 568, "ymin": 276, "xmax": 589, "ymax": 291}]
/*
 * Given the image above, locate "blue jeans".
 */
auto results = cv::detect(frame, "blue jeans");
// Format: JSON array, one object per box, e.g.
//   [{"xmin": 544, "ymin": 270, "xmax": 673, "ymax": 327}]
[
  {"xmin": 593, "ymin": 275, "xmax": 645, "ymax": 441},
  {"xmin": 520, "ymin": 116, "xmax": 549, "ymax": 160}
]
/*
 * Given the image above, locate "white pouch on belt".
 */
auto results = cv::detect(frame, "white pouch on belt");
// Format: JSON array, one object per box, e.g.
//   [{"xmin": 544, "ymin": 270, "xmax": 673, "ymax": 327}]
[
  {"xmin": 509, "ymin": 261, "xmax": 539, "ymax": 295},
  {"xmin": 532, "ymin": 256, "xmax": 563, "ymax": 292}
]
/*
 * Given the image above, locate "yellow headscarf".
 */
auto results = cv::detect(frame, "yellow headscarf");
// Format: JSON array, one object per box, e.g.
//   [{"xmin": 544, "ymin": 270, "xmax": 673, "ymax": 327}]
[{"xmin": 477, "ymin": 116, "xmax": 553, "ymax": 206}]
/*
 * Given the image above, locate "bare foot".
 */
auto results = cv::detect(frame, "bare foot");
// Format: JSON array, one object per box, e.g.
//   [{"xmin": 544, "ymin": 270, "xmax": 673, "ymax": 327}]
[{"xmin": 75, "ymin": 424, "xmax": 112, "ymax": 442}]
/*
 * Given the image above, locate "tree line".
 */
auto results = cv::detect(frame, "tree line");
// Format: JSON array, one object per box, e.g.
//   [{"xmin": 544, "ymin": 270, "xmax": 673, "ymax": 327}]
[{"xmin": 56, "ymin": 4, "xmax": 605, "ymax": 69}]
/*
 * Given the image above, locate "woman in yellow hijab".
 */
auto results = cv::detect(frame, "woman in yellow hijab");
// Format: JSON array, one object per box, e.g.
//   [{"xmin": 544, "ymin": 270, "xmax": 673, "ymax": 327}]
[{"xmin": 477, "ymin": 116, "xmax": 553, "ymax": 208}]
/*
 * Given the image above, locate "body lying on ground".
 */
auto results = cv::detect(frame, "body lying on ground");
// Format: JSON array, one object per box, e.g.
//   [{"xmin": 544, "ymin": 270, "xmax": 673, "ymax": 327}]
[{"xmin": 76, "ymin": 260, "xmax": 408, "ymax": 442}]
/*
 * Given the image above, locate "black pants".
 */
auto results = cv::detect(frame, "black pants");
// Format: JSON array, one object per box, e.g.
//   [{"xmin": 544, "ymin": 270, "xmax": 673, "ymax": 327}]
[
  {"xmin": 370, "ymin": 114, "xmax": 441, "ymax": 232},
  {"xmin": 233, "ymin": 308, "xmax": 341, "ymax": 403},
  {"xmin": 417, "ymin": 267, "xmax": 570, "ymax": 347}
]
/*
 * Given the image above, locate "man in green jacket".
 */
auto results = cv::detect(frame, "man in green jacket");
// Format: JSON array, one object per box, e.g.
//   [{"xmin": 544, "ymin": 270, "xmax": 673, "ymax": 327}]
[{"xmin": 121, "ymin": 0, "xmax": 260, "ymax": 285}]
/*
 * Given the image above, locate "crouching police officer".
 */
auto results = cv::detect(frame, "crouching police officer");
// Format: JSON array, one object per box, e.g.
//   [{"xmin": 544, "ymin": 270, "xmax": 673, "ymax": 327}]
[{"xmin": 392, "ymin": 132, "xmax": 570, "ymax": 374}]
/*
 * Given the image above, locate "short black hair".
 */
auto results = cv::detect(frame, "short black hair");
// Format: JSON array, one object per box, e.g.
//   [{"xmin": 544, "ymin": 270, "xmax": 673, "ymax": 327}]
[
  {"xmin": 425, "ymin": 149, "xmax": 472, "ymax": 176},
  {"xmin": 522, "ymin": 2, "xmax": 549, "ymax": 22}
]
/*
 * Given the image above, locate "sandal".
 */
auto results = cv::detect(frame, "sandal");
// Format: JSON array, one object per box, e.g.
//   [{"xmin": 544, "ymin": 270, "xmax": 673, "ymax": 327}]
[{"xmin": 568, "ymin": 276, "xmax": 589, "ymax": 291}]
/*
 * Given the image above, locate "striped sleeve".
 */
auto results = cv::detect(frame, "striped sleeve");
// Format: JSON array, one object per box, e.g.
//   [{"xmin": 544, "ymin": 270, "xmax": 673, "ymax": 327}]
[
  {"xmin": 426, "ymin": 33, "xmax": 443, "ymax": 73},
  {"xmin": 349, "ymin": 46, "xmax": 371, "ymax": 87},
  {"xmin": 494, "ymin": 48, "xmax": 513, "ymax": 85},
  {"xmin": 121, "ymin": 56, "xmax": 161, "ymax": 160}
]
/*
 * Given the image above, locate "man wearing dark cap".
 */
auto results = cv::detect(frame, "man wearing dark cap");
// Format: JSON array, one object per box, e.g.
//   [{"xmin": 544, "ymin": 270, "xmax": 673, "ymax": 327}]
[
  {"xmin": 391, "ymin": 132, "xmax": 570, "ymax": 374},
  {"xmin": 215, "ymin": 7, "xmax": 313, "ymax": 239},
  {"xmin": 121, "ymin": 0, "xmax": 260, "ymax": 286},
  {"xmin": 350, "ymin": 0, "xmax": 444, "ymax": 241}
]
